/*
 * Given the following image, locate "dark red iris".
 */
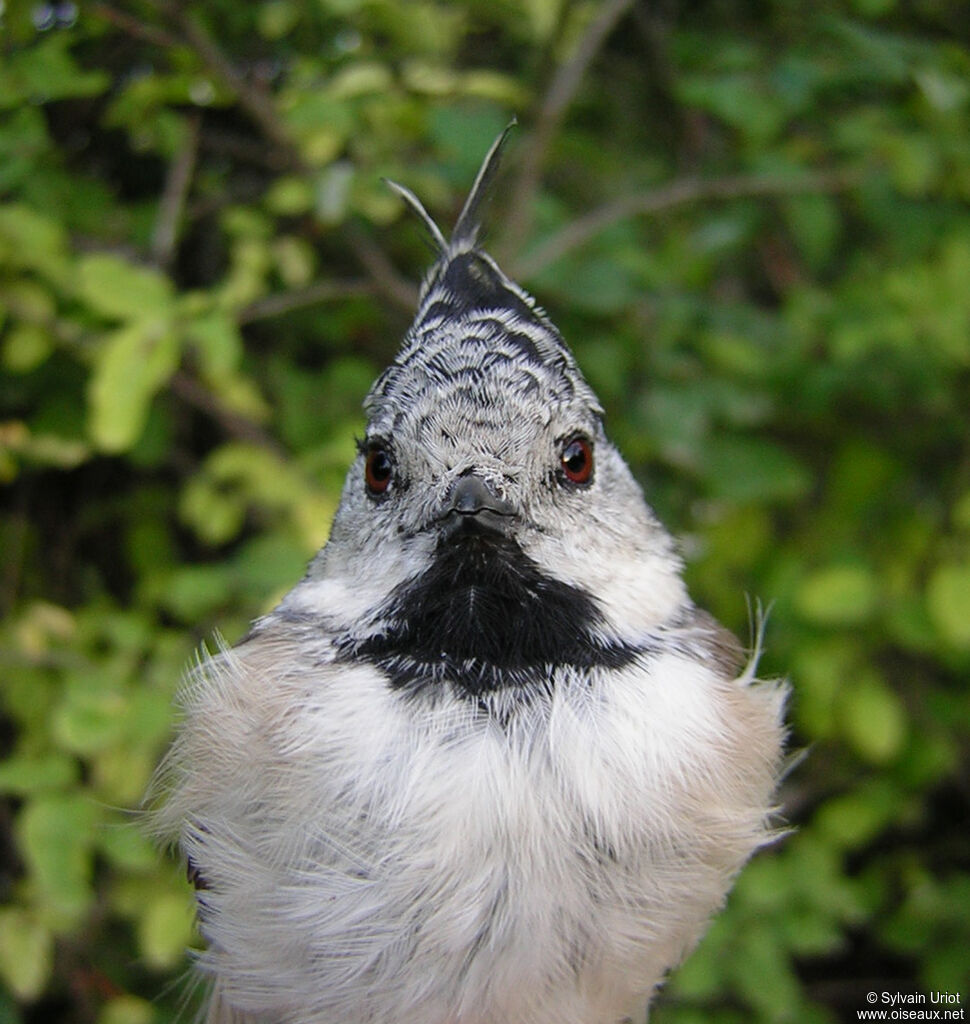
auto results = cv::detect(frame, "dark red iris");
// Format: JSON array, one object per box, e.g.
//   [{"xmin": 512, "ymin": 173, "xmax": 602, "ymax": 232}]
[
  {"xmin": 560, "ymin": 437, "xmax": 593, "ymax": 485},
  {"xmin": 365, "ymin": 447, "xmax": 393, "ymax": 495}
]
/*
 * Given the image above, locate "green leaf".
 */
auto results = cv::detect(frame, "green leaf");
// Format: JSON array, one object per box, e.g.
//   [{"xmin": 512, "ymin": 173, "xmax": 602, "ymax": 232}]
[
  {"xmin": 126, "ymin": 687, "xmax": 177, "ymax": 746},
  {"xmin": 97, "ymin": 996, "xmax": 156, "ymax": 1024},
  {"xmin": 52, "ymin": 678, "xmax": 128, "ymax": 755},
  {"xmin": 701, "ymin": 436, "xmax": 812, "ymax": 504},
  {"xmin": 88, "ymin": 321, "xmax": 180, "ymax": 452},
  {"xmin": 257, "ymin": 0, "xmax": 300, "ymax": 39},
  {"xmin": 282, "ymin": 93, "xmax": 352, "ymax": 164},
  {"xmin": 0, "ymin": 754, "xmax": 79, "ymax": 795},
  {"xmin": 952, "ymin": 492, "xmax": 970, "ymax": 533},
  {"xmin": 77, "ymin": 254, "xmax": 174, "ymax": 322},
  {"xmin": 814, "ymin": 782, "xmax": 899, "ymax": 849},
  {"xmin": 790, "ymin": 640, "xmax": 854, "ymax": 738},
  {"xmin": 185, "ymin": 309, "xmax": 244, "ymax": 379},
  {"xmin": 0, "ymin": 278, "xmax": 57, "ymax": 327},
  {"xmin": 0, "ymin": 909, "xmax": 53, "ymax": 1001},
  {"xmin": 520, "ymin": 0, "xmax": 562, "ymax": 42},
  {"xmin": 677, "ymin": 73, "xmax": 787, "ymax": 140},
  {"xmin": 0, "ymin": 107, "xmax": 50, "ymax": 192},
  {"xmin": 781, "ymin": 906, "xmax": 846, "ymax": 957},
  {"xmin": 326, "ymin": 62, "xmax": 394, "ymax": 100},
  {"xmin": 92, "ymin": 746, "xmax": 158, "ymax": 807},
  {"xmin": 795, "ymin": 564, "xmax": 878, "ymax": 625},
  {"xmin": 838, "ymin": 670, "xmax": 908, "ymax": 764},
  {"xmin": 4, "ymin": 35, "xmax": 108, "ymax": 105},
  {"xmin": 95, "ymin": 822, "xmax": 158, "ymax": 873},
  {"xmin": 178, "ymin": 442, "xmax": 323, "ymax": 546},
  {"xmin": 926, "ymin": 561, "xmax": 970, "ymax": 649},
  {"xmin": 17, "ymin": 793, "xmax": 100, "ymax": 928},
  {"xmin": 545, "ymin": 255, "xmax": 640, "ymax": 314},
  {"xmin": 272, "ymin": 236, "xmax": 316, "ymax": 288},
  {"xmin": 2, "ymin": 322, "xmax": 54, "ymax": 373},
  {"xmin": 730, "ymin": 925, "xmax": 801, "ymax": 1018},
  {"xmin": 137, "ymin": 890, "xmax": 196, "ymax": 970},
  {"xmin": 233, "ymin": 534, "xmax": 313, "ymax": 598},
  {"xmin": 784, "ymin": 194, "xmax": 840, "ymax": 270},
  {"xmin": 178, "ymin": 478, "xmax": 247, "ymax": 546},
  {"xmin": 0, "ymin": 204, "xmax": 70, "ymax": 284},
  {"xmin": 264, "ymin": 176, "xmax": 313, "ymax": 216},
  {"xmin": 157, "ymin": 562, "xmax": 235, "ymax": 620}
]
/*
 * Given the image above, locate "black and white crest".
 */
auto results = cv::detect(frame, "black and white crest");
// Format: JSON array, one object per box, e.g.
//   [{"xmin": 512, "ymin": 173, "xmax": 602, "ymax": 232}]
[{"xmin": 365, "ymin": 123, "xmax": 603, "ymax": 441}]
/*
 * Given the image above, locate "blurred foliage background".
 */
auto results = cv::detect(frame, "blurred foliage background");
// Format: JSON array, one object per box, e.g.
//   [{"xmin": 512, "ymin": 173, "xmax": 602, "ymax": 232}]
[{"xmin": 1, "ymin": 0, "xmax": 969, "ymax": 1021}]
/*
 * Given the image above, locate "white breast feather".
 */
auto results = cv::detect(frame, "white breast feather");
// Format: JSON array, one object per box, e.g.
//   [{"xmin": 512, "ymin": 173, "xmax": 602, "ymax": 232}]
[{"xmin": 156, "ymin": 625, "xmax": 785, "ymax": 1024}]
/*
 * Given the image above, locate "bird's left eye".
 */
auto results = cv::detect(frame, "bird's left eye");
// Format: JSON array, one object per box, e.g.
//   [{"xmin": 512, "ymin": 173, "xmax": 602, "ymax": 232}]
[
  {"xmin": 365, "ymin": 447, "xmax": 393, "ymax": 495},
  {"xmin": 560, "ymin": 436, "xmax": 594, "ymax": 485}
]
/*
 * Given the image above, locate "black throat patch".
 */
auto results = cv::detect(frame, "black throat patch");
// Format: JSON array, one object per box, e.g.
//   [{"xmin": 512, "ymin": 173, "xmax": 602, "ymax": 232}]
[{"xmin": 335, "ymin": 533, "xmax": 641, "ymax": 698}]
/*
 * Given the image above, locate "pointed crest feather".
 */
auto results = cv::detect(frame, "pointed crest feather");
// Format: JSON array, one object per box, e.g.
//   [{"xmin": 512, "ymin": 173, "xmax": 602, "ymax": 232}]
[
  {"xmin": 385, "ymin": 118, "xmax": 517, "ymax": 257},
  {"xmin": 452, "ymin": 118, "xmax": 517, "ymax": 248},
  {"xmin": 383, "ymin": 178, "xmax": 448, "ymax": 254}
]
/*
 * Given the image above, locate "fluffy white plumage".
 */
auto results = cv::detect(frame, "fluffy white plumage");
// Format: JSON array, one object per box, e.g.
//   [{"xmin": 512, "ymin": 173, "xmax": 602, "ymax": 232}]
[{"xmin": 152, "ymin": 126, "xmax": 787, "ymax": 1024}]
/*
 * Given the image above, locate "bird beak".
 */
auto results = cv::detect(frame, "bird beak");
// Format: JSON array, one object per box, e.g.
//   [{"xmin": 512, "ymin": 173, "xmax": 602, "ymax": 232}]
[{"xmin": 439, "ymin": 473, "xmax": 516, "ymax": 538}]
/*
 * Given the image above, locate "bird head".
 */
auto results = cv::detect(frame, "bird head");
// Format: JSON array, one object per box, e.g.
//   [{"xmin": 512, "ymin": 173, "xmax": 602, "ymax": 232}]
[{"xmin": 282, "ymin": 126, "xmax": 689, "ymax": 699}]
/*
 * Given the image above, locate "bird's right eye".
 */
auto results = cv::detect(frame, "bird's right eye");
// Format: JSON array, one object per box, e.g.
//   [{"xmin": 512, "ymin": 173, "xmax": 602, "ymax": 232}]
[{"xmin": 364, "ymin": 446, "xmax": 393, "ymax": 496}]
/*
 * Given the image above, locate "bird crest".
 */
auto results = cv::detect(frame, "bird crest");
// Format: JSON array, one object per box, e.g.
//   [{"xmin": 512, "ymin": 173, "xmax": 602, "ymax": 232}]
[
  {"xmin": 384, "ymin": 118, "xmax": 517, "ymax": 259},
  {"xmin": 369, "ymin": 122, "xmax": 601, "ymax": 425}
]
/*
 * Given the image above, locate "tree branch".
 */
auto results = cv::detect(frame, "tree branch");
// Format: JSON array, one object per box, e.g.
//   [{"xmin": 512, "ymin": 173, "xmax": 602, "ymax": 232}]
[
  {"xmin": 151, "ymin": 112, "xmax": 201, "ymax": 270},
  {"xmin": 500, "ymin": 0, "xmax": 636, "ymax": 257},
  {"xmin": 89, "ymin": 2, "xmax": 181, "ymax": 49},
  {"xmin": 344, "ymin": 223, "xmax": 420, "ymax": 312},
  {"xmin": 145, "ymin": 0, "xmax": 301, "ymax": 165},
  {"xmin": 107, "ymin": 3, "xmax": 416, "ymax": 317},
  {"xmin": 238, "ymin": 279, "xmax": 376, "ymax": 324},
  {"xmin": 512, "ymin": 167, "xmax": 863, "ymax": 280},
  {"xmin": 169, "ymin": 371, "xmax": 284, "ymax": 454}
]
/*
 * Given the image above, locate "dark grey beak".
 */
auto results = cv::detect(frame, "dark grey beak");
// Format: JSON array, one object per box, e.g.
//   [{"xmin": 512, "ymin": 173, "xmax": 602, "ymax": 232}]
[{"xmin": 442, "ymin": 473, "xmax": 516, "ymax": 536}]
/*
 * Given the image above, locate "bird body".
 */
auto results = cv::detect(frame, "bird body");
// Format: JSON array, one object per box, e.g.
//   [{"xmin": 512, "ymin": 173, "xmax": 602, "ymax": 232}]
[{"xmin": 154, "ymin": 128, "xmax": 787, "ymax": 1024}]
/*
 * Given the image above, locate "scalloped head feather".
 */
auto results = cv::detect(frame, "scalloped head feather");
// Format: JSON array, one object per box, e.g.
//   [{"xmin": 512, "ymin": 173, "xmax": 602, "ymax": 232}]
[{"xmin": 366, "ymin": 121, "xmax": 603, "ymax": 428}]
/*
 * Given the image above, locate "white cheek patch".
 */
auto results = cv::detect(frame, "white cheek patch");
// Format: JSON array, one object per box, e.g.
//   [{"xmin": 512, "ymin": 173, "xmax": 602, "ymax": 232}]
[
  {"xmin": 583, "ymin": 550, "xmax": 688, "ymax": 638},
  {"xmin": 280, "ymin": 532, "xmax": 437, "ymax": 626},
  {"xmin": 523, "ymin": 529, "xmax": 689, "ymax": 642},
  {"xmin": 281, "ymin": 576, "xmax": 383, "ymax": 624}
]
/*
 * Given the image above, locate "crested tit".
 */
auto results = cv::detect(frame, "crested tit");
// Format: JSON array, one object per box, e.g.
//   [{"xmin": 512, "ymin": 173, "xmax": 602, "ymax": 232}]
[{"xmin": 153, "ymin": 126, "xmax": 787, "ymax": 1024}]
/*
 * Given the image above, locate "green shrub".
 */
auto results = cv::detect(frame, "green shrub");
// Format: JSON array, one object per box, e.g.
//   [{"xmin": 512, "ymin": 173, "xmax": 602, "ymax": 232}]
[{"xmin": 1, "ymin": 2, "xmax": 968, "ymax": 1021}]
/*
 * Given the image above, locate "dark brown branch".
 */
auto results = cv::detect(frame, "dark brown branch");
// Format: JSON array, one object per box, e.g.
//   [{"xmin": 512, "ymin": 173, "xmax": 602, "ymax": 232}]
[
  {"xmin": 151, "ymin": 112, "xmax": 201, "ymax": 270},
  {"xmin": 344, "ymin": 223, "xmax": 420, "ymax": 312},
  {"xmin": 145, "ymin": 0, "xmax": 301, "ymax": 166},
  {"xmin": 198, "ymin": 127, "xmax": 296, "ymax": 173},
  {"xmin": 500, "ymin": 0, "xmax": 636, "ymax": 257},
  {"xmin": 0, "ymin": 487, "xmax": 28, "ymax": 617},
  {"xmin": 186, "ymin": 179, "xmax": 267, "ymax": 224},
  {"xmin": 89, "ymin": 2, "xmax": 181, "ymax": 49},
  {"xmin": 169, "ymin": 371, "xmax": 283, "ymax": 454},
  {"xmin": 105, "ymin": 3, "xmax": 416, "ymax": 317},
  {"xmin": 238, "ymin": 279, "xmax": 375, "ymax": 324},
  {"xmin": 513, "ymin": 167, "xmax": 863, "ymax": 280}
]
